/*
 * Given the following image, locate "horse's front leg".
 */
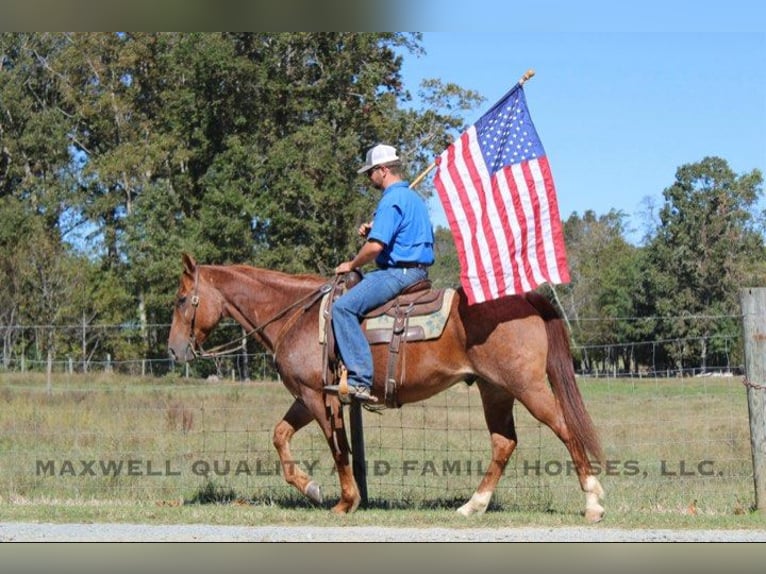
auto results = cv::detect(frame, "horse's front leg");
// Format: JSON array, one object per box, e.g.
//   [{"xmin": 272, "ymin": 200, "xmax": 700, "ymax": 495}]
[
  {"xmin": 274, "ymin": 395, "xmax": 360, "ymax": 513},
  {"xmin": 317, "ymin": 394, "xmax": 360, "ymax": 514},
  {"xmin": 273, "ymin": 398, "xmax": 323, "ymax": 505}
]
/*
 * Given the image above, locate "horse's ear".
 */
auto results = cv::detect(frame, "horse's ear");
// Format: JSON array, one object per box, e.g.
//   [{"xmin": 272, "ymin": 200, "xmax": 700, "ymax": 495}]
[{"xmin": 182, "ymin": 253, "xmax": 197, "ymax": 276}]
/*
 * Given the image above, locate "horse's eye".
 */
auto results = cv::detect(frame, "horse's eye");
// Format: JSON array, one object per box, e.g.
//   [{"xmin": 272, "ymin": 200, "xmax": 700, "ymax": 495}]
[{"xmin": 176, "ymin": 296, "xmax": 187, "ymax": 308}]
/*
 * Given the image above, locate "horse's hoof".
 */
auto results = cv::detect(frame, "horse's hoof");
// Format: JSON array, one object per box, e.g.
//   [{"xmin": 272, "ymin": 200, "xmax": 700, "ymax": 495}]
[
  {"xmin": 330, "ymin": 502, "xmax": 350, "ymax": 514},
  {"xmin": 585, "ymin": 506, "xmax": 605, "ymax": 523},
  {"xmin": 456, "ymin": 505, "xmax": 473, "ymax": 517},
  {"xmin": 456, "ymin": 502, "xmax": 478, "ymax": 517},
  {"xmin": 330, "ymin": 495, "xmax": 361, "ymax": 514},
  {"xmin": 456, "ymin": 491, "xmax": 490, "ymax": 517},
  {"xmin": 305, "ymin": 481, "xmax": 323, "ymax": 505}
]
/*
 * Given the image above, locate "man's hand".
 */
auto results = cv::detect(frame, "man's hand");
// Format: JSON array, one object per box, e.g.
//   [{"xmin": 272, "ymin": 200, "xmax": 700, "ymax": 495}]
[
  {"xmin": 335, "ymin": 238, "xmax": 384, "ymax": 275},
  {"xmin": 358, "ymin": 222, "xmax": 372, "ymax": 238}
]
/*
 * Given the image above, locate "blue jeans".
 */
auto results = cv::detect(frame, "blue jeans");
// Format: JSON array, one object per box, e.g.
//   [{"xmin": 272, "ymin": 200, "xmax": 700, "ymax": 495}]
[{"xmin": 332, "ymin": 267, "xmax": 428, "ymax": 389}]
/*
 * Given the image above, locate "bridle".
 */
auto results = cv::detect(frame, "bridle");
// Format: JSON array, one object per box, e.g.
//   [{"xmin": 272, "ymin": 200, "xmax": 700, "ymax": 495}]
[{"xmin": 183, "ymin": 266, "xmax": 335, "ymax": 359}]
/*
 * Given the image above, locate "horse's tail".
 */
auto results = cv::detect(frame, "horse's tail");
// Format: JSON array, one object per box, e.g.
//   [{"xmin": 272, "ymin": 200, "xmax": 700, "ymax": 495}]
[{"xmin": 527, "ymin": 292, "xmax": 604, "ymax": 466}]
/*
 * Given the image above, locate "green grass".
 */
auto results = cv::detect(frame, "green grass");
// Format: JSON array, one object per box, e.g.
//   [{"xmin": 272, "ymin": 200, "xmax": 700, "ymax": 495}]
[
  {"xmin": 2, "ymin": 497, "xmax": 764, "ymax": 531},
  {"xmin": 0, "ymin": 371, "xmax": 762, "ymax": 529}
]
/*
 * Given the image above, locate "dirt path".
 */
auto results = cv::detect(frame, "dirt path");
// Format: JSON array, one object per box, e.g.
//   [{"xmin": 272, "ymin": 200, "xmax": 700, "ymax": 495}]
[{"xmin": 2, "ymin": 522, "xmax": 766, "ymax": 541}]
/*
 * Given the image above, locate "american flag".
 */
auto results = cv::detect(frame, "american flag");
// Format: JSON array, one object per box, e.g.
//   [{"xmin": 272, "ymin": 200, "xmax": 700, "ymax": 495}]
[{"xmin": 434, "ymin": 83, "xmax": 570, "ymax": 305}]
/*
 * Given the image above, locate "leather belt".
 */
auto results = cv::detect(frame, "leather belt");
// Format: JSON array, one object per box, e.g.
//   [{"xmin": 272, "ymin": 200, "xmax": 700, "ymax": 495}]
[{"xmin": 382, "ymin": 262, "xmax": 429, "ymax": 270}]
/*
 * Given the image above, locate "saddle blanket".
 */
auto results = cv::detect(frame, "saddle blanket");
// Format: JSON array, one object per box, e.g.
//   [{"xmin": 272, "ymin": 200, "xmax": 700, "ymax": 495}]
[{"xmin": 318, "ymin": 288, "xmax": 456, "ymax": 345}]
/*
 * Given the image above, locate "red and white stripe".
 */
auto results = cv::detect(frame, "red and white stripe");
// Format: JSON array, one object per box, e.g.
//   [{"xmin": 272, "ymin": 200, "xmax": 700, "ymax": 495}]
[{"xmin": 434, "ymin": 126, "xmax": 570, "ymax": 305}]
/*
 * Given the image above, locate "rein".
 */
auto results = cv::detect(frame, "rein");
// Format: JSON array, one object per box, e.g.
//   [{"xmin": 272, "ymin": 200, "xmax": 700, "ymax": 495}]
[{"xmin": 186, "ymin": 267, "xmax": 334, "ymax": 359}]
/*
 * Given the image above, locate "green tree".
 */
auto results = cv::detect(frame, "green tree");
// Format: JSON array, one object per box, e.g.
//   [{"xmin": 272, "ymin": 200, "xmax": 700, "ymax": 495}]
[
  {"xmin": 0, "ymin": 33, "xmax": 73, "ymax": 231},
  {"xmin": 1, "ymin": 34, "xmax": 84, "ymax": 369},
  {"xmin": 429, "ymin": 225, "xmax": 460, "ymax": 289},
  {"xmin": 644, "ymin": 156, "xmax": 764, "ymax": 373},
  {"xmin": 561, "ymin": 209, "xmax": 645, "ymax": 373},
  {"xmin": 10, "ymin": 213, "xmax": 90, "ymax": 386},
  {"xmin": 0, "ymin": 197, "xmax": 29, "ymax": 367},
  {"xmin": 1, "ymin": 32, "xmax": 487, "ymax": 366},
  {"xmin": 224, "ymin": 33, "xmax": 481, "ymax": 273}
]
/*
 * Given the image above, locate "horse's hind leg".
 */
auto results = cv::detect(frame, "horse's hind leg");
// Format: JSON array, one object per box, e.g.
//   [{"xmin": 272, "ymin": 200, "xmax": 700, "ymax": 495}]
[
  {"xmin": 514, "ymin": 385, "xmax": 605, "ymax": 522},
  {"xmin": 272, "ymin": 398, "xmax": 324, "ymax": 505},
  {"xmin": 458, "ymin": 382, "xmax": 518, "ymax": 517}
]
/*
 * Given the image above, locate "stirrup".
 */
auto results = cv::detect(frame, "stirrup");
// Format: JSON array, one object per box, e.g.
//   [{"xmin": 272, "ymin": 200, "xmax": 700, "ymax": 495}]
[
  {"xmin": 324, "ymin": 367, "xmax": 377, "ymax": 403},
  {"xmin": 324, "ymin": 385, "xmax": 378, "ymax": 404}
]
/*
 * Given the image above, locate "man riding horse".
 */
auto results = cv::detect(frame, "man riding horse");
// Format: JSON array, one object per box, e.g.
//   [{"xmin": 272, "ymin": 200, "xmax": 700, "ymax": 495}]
[
  {"xmin": 167, "ymin": 145, "xmax": 605, "ymax": 521},
  {"xmin": 324, "ymin": 144, "xmax": 435, "ymax": 402}
]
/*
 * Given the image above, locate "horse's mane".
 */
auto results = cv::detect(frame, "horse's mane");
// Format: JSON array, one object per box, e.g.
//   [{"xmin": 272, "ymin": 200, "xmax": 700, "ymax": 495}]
[{"xmin": 206, "ymin": 263, "xmax": 326, "ymax": 290}]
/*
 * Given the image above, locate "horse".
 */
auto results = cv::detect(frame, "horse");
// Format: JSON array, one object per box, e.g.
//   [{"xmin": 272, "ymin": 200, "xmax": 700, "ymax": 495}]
[{"xmin": 167, "ymin": 253, "xmax": 605, "ymax": 521}]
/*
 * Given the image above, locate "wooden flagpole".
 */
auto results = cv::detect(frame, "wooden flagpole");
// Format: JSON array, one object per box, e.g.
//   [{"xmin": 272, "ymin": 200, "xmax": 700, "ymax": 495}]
[
  {"xmin": 409, "ymin": 162, "xmax": 436, "ymax": 190},
  {"xmin": 409, "ymin": 68, "xmax": 536, "ymax": 191},
  {"xmin": 518, "ymin": 68, "xmax": 536, "ymax": 86}
]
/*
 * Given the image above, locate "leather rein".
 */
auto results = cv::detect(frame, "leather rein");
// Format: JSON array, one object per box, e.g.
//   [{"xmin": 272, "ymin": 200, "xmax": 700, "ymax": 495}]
[{"xmin": 185, "ymin": 266, "xmax": 335, "ymax": 359}]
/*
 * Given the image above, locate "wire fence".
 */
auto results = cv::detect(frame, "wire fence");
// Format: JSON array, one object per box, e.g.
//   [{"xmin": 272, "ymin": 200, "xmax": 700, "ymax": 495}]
[
  {"xmin": 0, "ymin": 322, "xmax": 756, "ymax": 516},
  {"xmin": 0, "ymin": 319, "xmax": 743, "ymax": 380}
]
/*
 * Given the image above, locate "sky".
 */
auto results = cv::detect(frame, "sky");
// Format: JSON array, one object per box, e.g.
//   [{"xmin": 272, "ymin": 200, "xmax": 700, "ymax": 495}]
[{"xmin": 398, "ymin": 6, "xmax": 766, "ymax": 242}]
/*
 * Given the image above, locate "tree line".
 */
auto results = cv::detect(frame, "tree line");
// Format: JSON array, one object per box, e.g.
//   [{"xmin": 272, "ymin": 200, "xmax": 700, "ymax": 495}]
[
  {"xmin": 559, "ymin": 156, "xmax": 765, "ymax": 374},
  {"xmin": 1, "ymin": 32, "xmax": 764, "ymax": 377}
]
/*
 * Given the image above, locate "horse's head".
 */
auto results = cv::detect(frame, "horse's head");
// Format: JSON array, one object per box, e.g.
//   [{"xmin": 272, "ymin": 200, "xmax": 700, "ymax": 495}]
[{"xmin": 167, "ymin": 253, "xmax": 224, "ymax": 363}]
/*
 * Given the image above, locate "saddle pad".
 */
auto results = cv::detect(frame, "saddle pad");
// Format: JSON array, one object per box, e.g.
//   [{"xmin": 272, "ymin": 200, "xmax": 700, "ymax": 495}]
[{"xmin": 318, "ymin": 288, "xmax": 456, "ymax": 344}]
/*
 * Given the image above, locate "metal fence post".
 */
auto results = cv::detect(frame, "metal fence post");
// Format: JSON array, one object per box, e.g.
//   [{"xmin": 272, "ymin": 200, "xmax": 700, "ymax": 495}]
[{"xmin": 349, "ymin": 401, "xmax": 368, "ymax": 507}]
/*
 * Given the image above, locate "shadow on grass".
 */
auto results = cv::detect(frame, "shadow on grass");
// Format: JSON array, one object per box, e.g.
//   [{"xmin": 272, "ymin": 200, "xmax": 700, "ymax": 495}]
[
  {"xmin": 362, "ymin": 497, "xmax": 566, "ymax": 514},
  {"xmin": 184, "ymin": 481, "xmax": 321, "ymax": 508},
  {"xmin": 185, "ymin": 481, "xmax": 241, "ymax": 505},
  {"xmin": 183, "ymin": 481, "xmax": 562, "ymax": 514}
]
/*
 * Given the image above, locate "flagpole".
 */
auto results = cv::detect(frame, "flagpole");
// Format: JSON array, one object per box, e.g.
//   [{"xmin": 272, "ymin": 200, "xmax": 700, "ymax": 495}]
[
  {"xmin": 518, "ymin": 68, "xmax": 535, "ymax": 86},
  {"xmin": 410, "ymin": 68, "xmax": 536, "ymax": 192},
  {"xmin": 410, "ymin": 162, "xmax": 436, "ymax": 190}
]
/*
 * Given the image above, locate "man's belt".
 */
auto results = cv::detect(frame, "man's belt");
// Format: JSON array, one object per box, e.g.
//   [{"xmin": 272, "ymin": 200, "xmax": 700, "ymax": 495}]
[{"xmin": 381, "ymin": 262, "xmax": 429, "ymax": 270}]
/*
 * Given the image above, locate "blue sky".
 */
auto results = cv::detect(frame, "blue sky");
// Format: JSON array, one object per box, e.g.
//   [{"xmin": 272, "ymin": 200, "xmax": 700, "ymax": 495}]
[{"xmin": 398, "ymin": 7, "xmax": 765, "ymax": 242}]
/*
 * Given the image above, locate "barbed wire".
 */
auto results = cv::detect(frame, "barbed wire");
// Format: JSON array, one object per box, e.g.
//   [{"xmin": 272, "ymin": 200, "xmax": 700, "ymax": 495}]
[
  {"xmin": 743, "ymin": 377, "xmax": 766, "ymax": 391},
  {"xmin": 0, "ymin": 318, "xmax": 747, "ymax": 381},
  {"xmin": 0, "ymin": 312, "xmax": 753, "ymax": 330},
  {"xmin": 572, "ymin": 313, "xmax": 744, "ymax": 323}
]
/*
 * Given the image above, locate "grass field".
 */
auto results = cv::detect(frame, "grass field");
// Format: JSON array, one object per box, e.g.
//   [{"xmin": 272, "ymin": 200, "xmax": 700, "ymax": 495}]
[{"xmin": 0, "ymin": 371, "xmax": 763, "ymax": 529}]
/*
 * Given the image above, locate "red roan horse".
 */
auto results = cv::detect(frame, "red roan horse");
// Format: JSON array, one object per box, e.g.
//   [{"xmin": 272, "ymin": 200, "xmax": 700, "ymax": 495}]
[{"xmin": 167, "ymin": 253, "xmax": 605, "ymax": 521}]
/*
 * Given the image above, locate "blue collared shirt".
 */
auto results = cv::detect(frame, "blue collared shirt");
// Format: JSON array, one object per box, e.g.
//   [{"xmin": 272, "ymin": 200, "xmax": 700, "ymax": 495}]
[{"xmin": 367, "ymin": 181, "xmax": 435, "ymax": 268}]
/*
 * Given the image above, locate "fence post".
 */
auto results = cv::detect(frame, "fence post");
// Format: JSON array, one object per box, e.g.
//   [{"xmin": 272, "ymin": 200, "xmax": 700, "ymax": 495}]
[
  {"xmin": 349, "ymin": 401, "xmax": 368, "ymax": 507},
  {"xmin": 739, "ymin": 287, "xmax": 766, "ymax": 511}
]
